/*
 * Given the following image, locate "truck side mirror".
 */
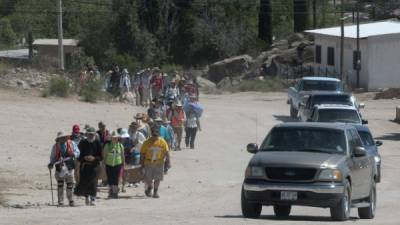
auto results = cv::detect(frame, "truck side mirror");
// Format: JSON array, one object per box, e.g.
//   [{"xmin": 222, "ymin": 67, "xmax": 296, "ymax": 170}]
[
  {"xmin": 359, "ymin": 103, "xmax": 365, "ymax": 109},
  {"xmin": 362, "ymin": 119, "xmax": 368, "ymax": 125},
  {"xmin": 354, "ymin": 146, "xmax": 367, "ymax": 157},
  {"xmin": 375, "ymin": 141, "xmax": 383, "ymax": 147},
  {"xmin": 247, "ymin": 143, "xmax": 258, "ymax": 154}
]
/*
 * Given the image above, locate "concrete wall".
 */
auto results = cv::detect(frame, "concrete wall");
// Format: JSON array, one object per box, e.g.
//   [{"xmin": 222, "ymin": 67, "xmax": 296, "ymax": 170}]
[
  {"xmin": 368, "ymin": 33, "xmax": 400, "ymax": 90},
  {"xmin": 35, "ymin": 45, "xmax": 76, "ymax": 58},
  {"xmin": 313, "ymin": 35, "xmax": 369, "ymax": 89}
]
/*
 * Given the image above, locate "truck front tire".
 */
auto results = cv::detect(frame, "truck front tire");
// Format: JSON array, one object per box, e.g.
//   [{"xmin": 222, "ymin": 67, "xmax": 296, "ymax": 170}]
[
  {"xmin": 290, "ymin": 104, "xmax": 298, "ymax": 118},
  {"xmin": 358, "ymin": 181, "xmax": 376, "ymax": 219},
  {"xmin": 241, "ymin": 187, "xmax": 262, "ymax": 218},
  {"xmin": 330, "ymin": 180, "xmax": 351, "ymax": 221}
]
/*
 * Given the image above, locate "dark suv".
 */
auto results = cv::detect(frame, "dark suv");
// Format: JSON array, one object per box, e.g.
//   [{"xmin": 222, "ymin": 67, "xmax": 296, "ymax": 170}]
[{"xmin": 241, "ymin": 123, "xmax": 376, "ymax": 221}]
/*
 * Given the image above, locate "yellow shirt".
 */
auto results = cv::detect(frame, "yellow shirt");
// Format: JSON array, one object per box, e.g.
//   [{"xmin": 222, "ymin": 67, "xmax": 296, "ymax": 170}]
[{"xmin": 141, "ymin": 137, "xmax": 169, "ymax": 166}]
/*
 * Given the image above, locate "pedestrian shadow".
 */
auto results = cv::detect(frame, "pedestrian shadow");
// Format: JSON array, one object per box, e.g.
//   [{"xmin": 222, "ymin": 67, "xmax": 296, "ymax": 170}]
[
  {"xmin": 272, "ymin": 115, "xmax": 298, "ymax": 123},
  {"xmin": 375, "ymin": 133, "xmax": 400, "ymax": 141},
  {"xmin": 215, "ymin": 215, "xmax": 358, "ymax": 222}
]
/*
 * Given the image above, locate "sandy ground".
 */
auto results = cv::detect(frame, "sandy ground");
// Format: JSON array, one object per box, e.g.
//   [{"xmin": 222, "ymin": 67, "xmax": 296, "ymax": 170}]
[{"xmin": 0, "ymin": 88, "xmax": 399, "ymax": 225}]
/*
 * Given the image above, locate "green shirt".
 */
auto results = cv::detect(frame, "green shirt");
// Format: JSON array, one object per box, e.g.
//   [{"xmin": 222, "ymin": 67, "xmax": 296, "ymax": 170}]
[{"xmin": 104, "ymin": 142, "xmax": 124, "ymax": 167}]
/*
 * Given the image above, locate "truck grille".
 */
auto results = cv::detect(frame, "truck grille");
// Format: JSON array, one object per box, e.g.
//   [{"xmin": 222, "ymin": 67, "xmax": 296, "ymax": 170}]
[{"xmin": 265, "ymin": 167, "xmax": 317, "ymax": 181}]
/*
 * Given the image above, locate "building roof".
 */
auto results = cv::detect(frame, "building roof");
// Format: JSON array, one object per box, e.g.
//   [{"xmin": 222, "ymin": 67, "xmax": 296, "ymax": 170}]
[
  {"xmin": 306, "ymin": 21, "xmax": 400, "ymax": 38},
  {"xmin": 33, "ymin": 39, "xmax": 78, "ymax": 46},
  {"xmin": 302, "ymin": 76, "xmax": 341, "ymax": 82}
]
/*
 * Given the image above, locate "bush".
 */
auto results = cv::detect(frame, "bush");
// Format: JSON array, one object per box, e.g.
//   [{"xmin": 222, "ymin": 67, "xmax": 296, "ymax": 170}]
[
  {"xmin": 47, "ymin": 76, "xmax": 71, "ymax": 97},
  {"xmin": 0, "ymin": 61, "xmax": 11, "ymax": 74},
  {"xmin": 80, "ymin": 78, "xmax": 104, "ymax": 103}
]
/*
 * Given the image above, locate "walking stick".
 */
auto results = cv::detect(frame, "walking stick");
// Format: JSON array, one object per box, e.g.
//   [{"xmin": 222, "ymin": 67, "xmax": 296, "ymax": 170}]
[{"xmin": 49, "ymin": 168, "xmax": 54, "ymax": 206}]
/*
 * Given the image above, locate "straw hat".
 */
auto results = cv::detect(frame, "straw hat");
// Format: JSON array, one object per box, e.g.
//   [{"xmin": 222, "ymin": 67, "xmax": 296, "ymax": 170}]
[
  {"xmin": 134, "ymin": 113, "xmax": 144, "ymax": 120},
  {"xmin": 162, "ymin": 118, "xmax": 170, "ymax": 124},
  {"xmin": 154, "ymin": 116, "xmax": 163, "ymax": 122},
  {"xmin": 176, "ymin": 101, "xmax": 183, "ymax": 107},
  {"xmin": 55, "ymin": 131, "xmax": 69, "ymax": 141},
  {"xmin": 110, "ymin": 131, "xmax": 120, "ymax": 138}
]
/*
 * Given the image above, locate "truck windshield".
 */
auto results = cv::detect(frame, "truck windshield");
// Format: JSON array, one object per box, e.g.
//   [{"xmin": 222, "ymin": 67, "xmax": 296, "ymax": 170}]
[
  {"xmin": 311, "ymin": 95, "xmax": 352, "ymax": 106},
  {"xmin": 302, "ymin": 80, "xmax": 341, "ymax": 91},
  {"xmin": 260, "ymin": 128, "xmax": 346, "ymax": 154},
  {"xmin": 317, "ymin": 109, "xmax": 361, "ymax": 124}
]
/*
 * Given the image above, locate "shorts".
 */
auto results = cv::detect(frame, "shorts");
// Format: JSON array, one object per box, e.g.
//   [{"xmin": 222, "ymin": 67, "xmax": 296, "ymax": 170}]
[{"xmin": 144, "ymin": 164, "xmax": 164, "ymax": 183}]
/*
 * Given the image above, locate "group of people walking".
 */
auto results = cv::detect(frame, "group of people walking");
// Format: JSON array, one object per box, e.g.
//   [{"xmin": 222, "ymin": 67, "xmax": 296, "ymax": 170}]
[
  {"xmin": 105, "ymin": 66, "xmax": 199, "ymax": 106},
  {"xmin": 47, "ymin": 83, "xmax": 203, "ymax": 207}
]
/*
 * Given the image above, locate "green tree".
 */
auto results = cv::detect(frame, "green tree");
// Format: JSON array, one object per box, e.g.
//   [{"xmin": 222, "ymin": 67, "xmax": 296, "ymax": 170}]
[
  {"xmin": 0, "ymin": 17, "xmax": 17, "ymax": 48},
  {"xmin": 293, "ymin": 0, "xmax": 308, "ymax": 32},
  {"xmin": 259, "ymin": 0, "xmax": 272, "ymax": 44},
  {"xmin": 271, "ymin": 0, "xmax": 293, "ymax": 39}
]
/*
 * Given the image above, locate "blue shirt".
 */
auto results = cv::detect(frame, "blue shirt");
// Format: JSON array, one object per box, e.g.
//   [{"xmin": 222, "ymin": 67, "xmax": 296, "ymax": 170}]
[{"xmin": 160, "ymin": 125, "xmax": 172, "ymax": 143}]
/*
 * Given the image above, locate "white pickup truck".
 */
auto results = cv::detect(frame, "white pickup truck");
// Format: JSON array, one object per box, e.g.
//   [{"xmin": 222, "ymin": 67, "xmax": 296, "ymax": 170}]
[{"xmin": 287, "ymin": 77, "xmax": 343, "ymax": 118}]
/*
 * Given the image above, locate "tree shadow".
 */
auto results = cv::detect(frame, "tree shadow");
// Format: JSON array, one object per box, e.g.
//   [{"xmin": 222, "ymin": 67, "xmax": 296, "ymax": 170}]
[
  {"xmin": 273, "ymin": 115, "xmax": 298, "ymax": 123},
  {"xmin": 375, "ymin": 133, "xmax": 400, "ymax": 141},
  {"xmin": 215, "ymin": 214, "xmax": 359, "ymax": 222}
]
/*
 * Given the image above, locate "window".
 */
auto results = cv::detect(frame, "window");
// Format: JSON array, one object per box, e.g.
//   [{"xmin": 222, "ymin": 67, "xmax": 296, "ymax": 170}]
[
  {"xmin": 327, "ymin": 47, "xmax": 335, "ymax": 66},
  {"xmin": 315, "ymin": 45, "xmax": 322, "ymax": 64},
  {"xmin": 353, "ymin": 50, "xmax": 361, "ymax": 70}
]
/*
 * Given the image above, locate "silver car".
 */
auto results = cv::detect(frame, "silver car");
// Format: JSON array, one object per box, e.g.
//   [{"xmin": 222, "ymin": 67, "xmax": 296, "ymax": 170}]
[{"xmin": 242, "ymin": 123, "xmax": 376, "ymax": 221}]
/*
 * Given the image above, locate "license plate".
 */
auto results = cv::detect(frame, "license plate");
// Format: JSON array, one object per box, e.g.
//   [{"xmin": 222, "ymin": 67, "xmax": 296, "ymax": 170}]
[{"xmin": 280, "ymin": 191, "xmax": 298, "ymax": 200}]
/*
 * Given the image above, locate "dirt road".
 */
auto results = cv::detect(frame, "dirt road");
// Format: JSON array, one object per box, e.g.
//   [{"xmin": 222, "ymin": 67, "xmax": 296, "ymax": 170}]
[{"xmin": 0, "ymin": 89, "xmax": 399, "ymax": 225}]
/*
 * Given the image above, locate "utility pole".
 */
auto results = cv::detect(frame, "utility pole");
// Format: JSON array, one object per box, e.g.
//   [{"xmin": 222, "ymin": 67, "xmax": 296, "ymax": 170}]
[
  {"xmin": 340, "ymin": 0, "xmax": 344, "ymax": 82},
  {"xmin": 356, "ymin": 2, "xmax": 361, "ymax": 88},
  {"xmin": 57, "ymin": 0, "xmax": 64, "ymax": 70}
]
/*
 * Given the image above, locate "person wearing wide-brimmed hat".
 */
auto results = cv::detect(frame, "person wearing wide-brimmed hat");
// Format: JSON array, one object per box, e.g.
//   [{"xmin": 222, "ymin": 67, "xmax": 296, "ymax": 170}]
[
  {"xmin": 134, "ymin": 113, "xmax": 151, "ymax": 138},
  {"xmin": 168, "ymin": 101, "xmax": 186, "ymax": 150},
  {"xmin": 48, "ymin": 131, "xmax": 80, "ymax": 206},
  {"xmin": 103, "ymin": 131, "xmax": 125, "ymax": 198},
  {"xmin": 147, "ymin": 98, "xmax": 164, "ymax": 120},
  {"xmin": 75, "ymin": 127, "xmax": 103, "ymax": 206}
]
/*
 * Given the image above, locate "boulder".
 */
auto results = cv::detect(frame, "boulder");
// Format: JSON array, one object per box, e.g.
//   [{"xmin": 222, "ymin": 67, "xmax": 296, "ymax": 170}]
[
  {"xmin": 9, "ymin": 79, "xmax": 30, "ymax": 90},
  {"xmin": 196, "ymin": 76, "xmax": 216, "ymax": 90},
  {"xmin": 287, "ymin": 33, "xmax": 305, "ymax": 47},
  {"xmin": 208, "ymin": 55, "xmax": 253, "ymax": 83},
  {"xmin": 217, "ymin": 77, "xmax": 241, "ymax": 89},
  {"xmin": 271, "ymin": 39, "xmax": 289, "ymax": 50},
  {"xmin": 254, "ymin": 48, "xmax": 281, "ymax": 66},
  {"xmin": 120, "ymin": 91, "xmax": 135, "ymax": 104}
]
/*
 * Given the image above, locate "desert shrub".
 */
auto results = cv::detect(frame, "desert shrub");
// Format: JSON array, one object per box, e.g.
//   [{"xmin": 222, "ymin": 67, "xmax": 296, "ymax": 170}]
[
  {"xmin": 47, "ymin": 75, "xmax": 71, "ymax": 97},
  {"xmin": 0, "ymin": 61, "xmax": 11, "ymax": 74},
  {"xmin": 80, "ymin": 78, "xmax": 104, "ymax": 103}
]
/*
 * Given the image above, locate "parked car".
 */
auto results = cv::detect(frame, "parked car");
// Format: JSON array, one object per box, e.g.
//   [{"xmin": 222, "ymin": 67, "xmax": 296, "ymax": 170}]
[
  {"xmin": 354, "ymin": 125, "xmax": 383, "ymax": 183},
  {"xmin": 298, "ymin": 92, "xmax": 364, "ymax": 122},
  {"xmin": 287, "ymin": 77, "xmax": 343, "ymax": 118},
  {"xmin": 309, "ymin": 104, "xmax": 368, "ymax": 125},
  {"xmin": 242, "ymin": 123, "xmax": 376, "ymax": 221}
]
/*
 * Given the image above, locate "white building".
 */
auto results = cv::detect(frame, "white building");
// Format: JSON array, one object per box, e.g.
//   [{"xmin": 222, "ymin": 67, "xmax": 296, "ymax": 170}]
[{"xmin": 306, "ymin": 21, "xmax": 400, "ymax": 90}]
